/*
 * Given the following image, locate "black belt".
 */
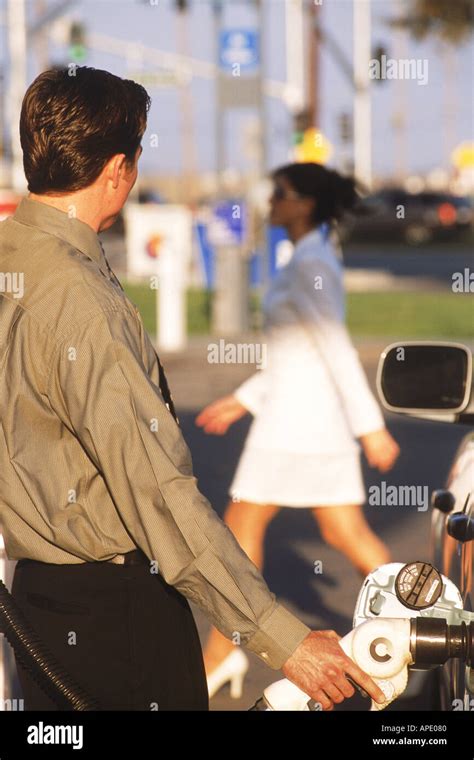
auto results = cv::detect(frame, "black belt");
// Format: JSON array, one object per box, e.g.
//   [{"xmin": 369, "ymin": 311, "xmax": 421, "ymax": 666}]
[
  {"xmin": 105, "ymin": 549, "xmax": 149, "ymax": 566},
  {"xmin": 16, "ymin": 548, "xmax": 150, "ymax": 567}
]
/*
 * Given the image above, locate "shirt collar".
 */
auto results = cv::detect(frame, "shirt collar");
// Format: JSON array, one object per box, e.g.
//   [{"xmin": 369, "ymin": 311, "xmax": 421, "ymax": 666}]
[
  {"xmin": 293, "ymin": 226, "xmax": 324, "ymax": 255},
  {"xmin": 12, "ymin": 196, "xmax": 110, "ymax": 279}
]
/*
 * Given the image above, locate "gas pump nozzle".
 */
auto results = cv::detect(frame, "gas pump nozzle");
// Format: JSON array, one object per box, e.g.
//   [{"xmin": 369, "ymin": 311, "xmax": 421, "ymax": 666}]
[
  {"xmin": 250, "ymin": 562, "xmax": 473, "ymax": 711},
  {"xmin": 251, "ymin": 617, "xmax": 413, "ymax": 711}
]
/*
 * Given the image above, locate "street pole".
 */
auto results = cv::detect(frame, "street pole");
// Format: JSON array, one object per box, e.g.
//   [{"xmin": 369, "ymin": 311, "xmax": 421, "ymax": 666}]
[
  {"xmin": 7, "ymin": 0, "xmax": 28, "ymax": 192},
  {"xmin": 253, "ymin": 0, "xmax": 267, "ymax": 299},
  {"xmin": 214, "ymin": 2, "xmax": 224, "ymax": 198},
  {"xmin": 307, "ymin": 0, "xmax": 321, "ymax": 129},
  {"xmin": 285, "ymin": 0, "xmax": 305, "ymax": 118},
  {"xmin": 33, "ymin": 0, "xmax": 50, "ymax": 74},
  {"xmin": 392, "ymin": 22, "xmax": 408, "ymax": 184},
  {"xmin": 443, "ymin": 45, "xmax": 457, "ymax": 174},
  {"xmin": 353, "ymin": 0, "xmax": 372, "ymax": 191},
  {"xmin": 0, "ymin": 67, "xmax": 6, "ymax": 182},
  {"xmin": 212, "ymin": 0, "xmax": 249, "ymax": 336},
  {"xmin": 256, "ymin": 0, "xmax": 266, "ymax": 177},
  {"xmin": 176, "ymin": 4, "xmax": 198, "ymax": 202},
  {"xmin": 5, "ymin": 0, "xmax": 77, "ymax": 191}
]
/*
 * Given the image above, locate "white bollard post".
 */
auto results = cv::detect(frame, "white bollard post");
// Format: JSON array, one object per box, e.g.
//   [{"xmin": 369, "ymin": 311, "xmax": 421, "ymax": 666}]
[
  {"xmin": 156, "ymin": 241, "xmax": 187, "ymax": 352},
  {"xmin": 125, "ymin": 203, "xmax": 191, "ymax": 353}
]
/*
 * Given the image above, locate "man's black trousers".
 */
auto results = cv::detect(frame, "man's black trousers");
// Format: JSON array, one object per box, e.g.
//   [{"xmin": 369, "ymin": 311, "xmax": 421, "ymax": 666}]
[{"xmin": 11, "ymin": 554, "xmax": 209, "ymax": 710}]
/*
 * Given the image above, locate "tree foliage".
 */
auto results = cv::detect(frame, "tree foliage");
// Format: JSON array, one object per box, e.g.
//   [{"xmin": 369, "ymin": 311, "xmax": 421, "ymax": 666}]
[{"xmin": 390, "ymin": 0, "xmax": 474, "ymax": 43}]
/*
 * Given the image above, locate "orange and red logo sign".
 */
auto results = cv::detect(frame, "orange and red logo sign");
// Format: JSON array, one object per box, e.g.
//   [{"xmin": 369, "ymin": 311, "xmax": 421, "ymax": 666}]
[{"xmin": 145, "ymin": 234, "xmax": 164, "ymax": 259}]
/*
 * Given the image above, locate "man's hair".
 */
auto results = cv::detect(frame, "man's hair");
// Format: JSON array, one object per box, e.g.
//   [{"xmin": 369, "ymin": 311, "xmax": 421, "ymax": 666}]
[{"xmin": 20, "ymin": 67, "xmax": 151, "ymax": 194}]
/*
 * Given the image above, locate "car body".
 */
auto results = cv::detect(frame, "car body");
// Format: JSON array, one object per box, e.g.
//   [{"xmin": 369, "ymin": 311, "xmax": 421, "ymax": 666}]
[
  {"xmin": 432, "ymin": 432, "xmax": 473, "ymax": 710},
  {"xmin": 377, "ymin": 341, "xmax": 473, "ymax": 710},
  {"xmin": 340, "ymin": 189, "xmax": 473, "ymax": 245}
]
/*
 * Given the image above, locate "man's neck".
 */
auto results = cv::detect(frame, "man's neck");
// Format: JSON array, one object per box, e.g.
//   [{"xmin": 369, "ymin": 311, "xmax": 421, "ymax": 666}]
[{"xmin": 28, "ymin": 191, "xmax": 103, "ymax": 233}]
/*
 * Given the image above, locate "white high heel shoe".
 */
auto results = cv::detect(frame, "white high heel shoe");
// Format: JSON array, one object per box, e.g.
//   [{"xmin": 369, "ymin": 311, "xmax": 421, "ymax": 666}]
[{"xmin": 206, "ymin": 648, "xmax": 250, "ymax": 699}]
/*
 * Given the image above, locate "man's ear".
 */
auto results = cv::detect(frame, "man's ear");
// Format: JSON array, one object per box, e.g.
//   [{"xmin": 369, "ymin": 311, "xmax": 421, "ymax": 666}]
[{"xmin": 107, "ymin": 154, "xmax": 127, "ymax": 190}]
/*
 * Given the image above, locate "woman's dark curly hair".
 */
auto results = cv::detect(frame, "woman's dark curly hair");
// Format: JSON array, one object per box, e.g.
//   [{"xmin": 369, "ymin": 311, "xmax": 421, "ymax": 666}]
[{"xmin": 272, "ymin": 162, "xmax": 358, "ymax": 226}]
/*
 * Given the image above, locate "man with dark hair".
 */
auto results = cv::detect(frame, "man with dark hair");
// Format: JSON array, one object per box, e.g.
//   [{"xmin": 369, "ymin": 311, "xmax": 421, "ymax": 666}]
[
  {"xmin": 0, "ymin": 67, "xmax": 384, "ymax": 711},
  {"xmin": 20, "ymin": 67, "xmax": 150, "ymax": 196}
]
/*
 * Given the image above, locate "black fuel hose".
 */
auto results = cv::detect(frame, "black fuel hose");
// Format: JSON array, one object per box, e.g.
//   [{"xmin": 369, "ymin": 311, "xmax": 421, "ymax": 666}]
[{"xmin": 0, "ymin": 580, "xmax": 99, "ymax": 710}]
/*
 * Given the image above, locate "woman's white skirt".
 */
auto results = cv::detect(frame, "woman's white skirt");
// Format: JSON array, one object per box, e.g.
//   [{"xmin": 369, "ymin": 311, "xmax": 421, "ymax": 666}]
[
  {"xmin": 229, "ymin": 446, "xmax": 366, "ymax": 507},
  {"xmin": 228, "ymin": 327, "xmax": 375, "ymax": 508}
]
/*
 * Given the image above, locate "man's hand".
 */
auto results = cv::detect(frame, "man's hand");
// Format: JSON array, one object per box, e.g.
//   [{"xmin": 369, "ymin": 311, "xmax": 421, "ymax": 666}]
[{"xmin": 281, "ymin": 631, "xmax": 386, "ymax": 711}]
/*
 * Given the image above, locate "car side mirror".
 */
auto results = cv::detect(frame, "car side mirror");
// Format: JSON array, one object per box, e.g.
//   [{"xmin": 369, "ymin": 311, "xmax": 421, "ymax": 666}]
[{"xmin": 376, "ymin": 342, "xmax": 472, "ymax": 417}]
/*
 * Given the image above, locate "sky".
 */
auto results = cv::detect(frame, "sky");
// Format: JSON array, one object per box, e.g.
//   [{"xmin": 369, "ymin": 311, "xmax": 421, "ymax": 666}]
[{"xmin": 0, "ymin": 0, "xmax": 473, "ymax": 182}]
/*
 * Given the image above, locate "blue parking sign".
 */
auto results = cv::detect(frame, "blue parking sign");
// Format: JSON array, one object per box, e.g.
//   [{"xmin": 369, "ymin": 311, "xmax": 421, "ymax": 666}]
[
  {"xmin": 219, "ymin": 29, "xmax": 259, "ymax": 72},
  {"xmin": 208, "ymin": 200, "xmax": 247, "ymax": 246}
]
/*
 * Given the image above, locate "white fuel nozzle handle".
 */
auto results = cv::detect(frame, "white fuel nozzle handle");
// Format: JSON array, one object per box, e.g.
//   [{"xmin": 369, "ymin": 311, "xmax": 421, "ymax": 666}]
[
  {"xmin": 339, "ymin": 618, "xmax": 412, "ymax": 710},
  {"xmin": 259, "ymin": 618, "xmax": 413, "ymax": 711}
]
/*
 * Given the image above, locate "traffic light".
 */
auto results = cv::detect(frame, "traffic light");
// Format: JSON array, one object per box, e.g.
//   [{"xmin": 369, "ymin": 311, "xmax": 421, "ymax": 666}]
[
  {"xmin": 338, "ymin": 113, "xmax": 352, "ymax": 143},
  {"xmin": 293, "ymin": 109, "xmax": 312, "ymax": 146},
  {"xmin": 68, "ymin": 22, "xmax": 87, "ymax": 62},
  {"xmin": 372, "ymin": 44, "xmax": 388, "ymax": 84}
]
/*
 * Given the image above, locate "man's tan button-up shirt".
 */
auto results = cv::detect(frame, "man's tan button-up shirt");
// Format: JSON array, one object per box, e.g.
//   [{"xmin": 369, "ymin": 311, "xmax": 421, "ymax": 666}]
[{"xmin": 0, "ymin": 197, "xmax": 310, "ymax": 670}]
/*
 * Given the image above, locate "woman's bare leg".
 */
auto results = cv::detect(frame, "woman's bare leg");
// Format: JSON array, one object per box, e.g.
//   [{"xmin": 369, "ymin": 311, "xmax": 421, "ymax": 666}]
[
  {"xmin": 204, "ymin": 500, "xmax": 279, "ymax": 674},
  {"xmin": 312, "ymin": 503, "xmax": 390, "ymax": 578}
]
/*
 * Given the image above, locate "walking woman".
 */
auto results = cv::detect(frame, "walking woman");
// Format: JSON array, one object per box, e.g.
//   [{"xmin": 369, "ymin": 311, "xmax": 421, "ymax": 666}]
[{"xmin": 196, "ymin": 163, "xmax": 400, "ymax": 698}]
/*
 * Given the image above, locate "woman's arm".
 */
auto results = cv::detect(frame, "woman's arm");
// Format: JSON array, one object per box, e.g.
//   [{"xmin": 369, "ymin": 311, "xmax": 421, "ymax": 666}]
[
  {"xmin": 288, "ymin": 255, "xmax": 385, "ymax": 438},
  {"xmin": 233, "ymin": 369, "xmax": 268, "ymax": 416},
  {"xmin": 195, "ymin": 370, "xmax": 267, "ymax": 435}
]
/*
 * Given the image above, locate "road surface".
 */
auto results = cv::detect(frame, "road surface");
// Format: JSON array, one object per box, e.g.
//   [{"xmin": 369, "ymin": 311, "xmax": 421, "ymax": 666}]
[{"xmin": 162, "ymin": 338, "xmax": 469, "ymax": 711}]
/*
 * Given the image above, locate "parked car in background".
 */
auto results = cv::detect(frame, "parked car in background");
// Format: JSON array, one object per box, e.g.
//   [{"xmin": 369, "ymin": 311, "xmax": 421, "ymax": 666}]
[
  {"xmin": 340, "ymin": 189, "xmax": 473, "ymax": 245},
  {"xmin": 377, "ymin": 341, "xmax": 473, "ymax": 710}
]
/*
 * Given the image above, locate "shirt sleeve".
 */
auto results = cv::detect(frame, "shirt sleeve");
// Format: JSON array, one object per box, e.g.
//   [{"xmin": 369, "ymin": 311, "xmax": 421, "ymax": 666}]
[
  {"xmin": 288, "ymin": 256, "xmax": 385, "ymax": 438},
  {"xmin": 47, "ymin": 307, "xmax": 310, "ymax": 669},
  {"xmin": 233, "ymin": 370, "xmax": 268, "ymax": 416}
]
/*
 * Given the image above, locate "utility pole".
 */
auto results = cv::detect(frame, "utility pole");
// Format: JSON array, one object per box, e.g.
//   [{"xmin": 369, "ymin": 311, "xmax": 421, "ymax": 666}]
[
  {"xmin": 307, "ymin": 0, "xmax": 321, "ymax": 129},
  {"xmin": 213, "ymin": 0, "xmax": 225, "ymax": 198},
  {"xmin": 256, "ymin": 0, "xmax": 266, "ymax": 178},
  {"xmin": 6, "ymin": 0, "xmax": 77, "ymax": 191},
  {"xmin": 390, "ymin": 0, "xmax": 408, "ymax": 184},
  {"xmin": 0, "ymin": 68, "xmax": 6, "ymax": 183},
  {"xmin": 175, "ymin": 0, "xmax": 198, "ymax": 202},
  {"xmin": 353, "ymin": 0, "xmax": 372, "ymax": 190},
  {"xmin": 284, "ymin": 0, "xmax": 305, "ymax": 116},
  {"xmin": 33, "ymin": 0, "xmax": 50, "ymax": 73},
  {"xmin": 211, "ymin": 0, "xmax": 256, "ymax": 336},
  {"xmin": 443, "ymin": 44, "xmax": 457, "ymax": 175},
  {"xmin": 7, "ymin": 0, "xmax": 27, "ymax": 192}
]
